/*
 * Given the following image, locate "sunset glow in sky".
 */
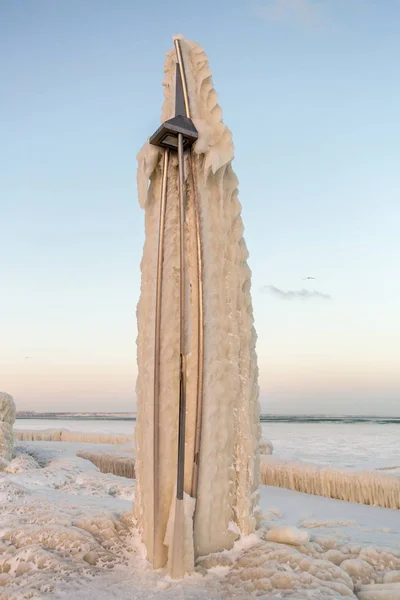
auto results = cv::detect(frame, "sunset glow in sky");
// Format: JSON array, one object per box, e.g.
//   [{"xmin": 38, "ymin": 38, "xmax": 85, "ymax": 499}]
[{"xmin": 1, "ymin": 0, "xmax": 399, "ymax": 414}]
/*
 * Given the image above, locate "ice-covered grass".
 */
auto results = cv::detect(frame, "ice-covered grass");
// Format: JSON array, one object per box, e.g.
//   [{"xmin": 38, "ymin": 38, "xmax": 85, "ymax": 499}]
[
  {"xmin": 76, "ymin": 451, "xmax": 135, "ymax": 478},
  {"xmin": 1, "ymin": 440, "xmax": 400, "ymax": 598},
  {"xmin": 15, "ymin": 429, "xmax": 133, "ymax": 445},
  {"xmin": 260, "ymin": 457, "xmax": 400, "ymax": 509}
]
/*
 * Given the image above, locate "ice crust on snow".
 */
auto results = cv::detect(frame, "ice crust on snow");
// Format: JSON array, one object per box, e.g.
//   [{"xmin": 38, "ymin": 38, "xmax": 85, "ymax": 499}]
[
  {"xmin": 135, "ymin": 38, "xmax": 260, "ymax": 564},
  {"xmin": 0, "ymin": 443, "xmax": 136, "ymax": 598}
]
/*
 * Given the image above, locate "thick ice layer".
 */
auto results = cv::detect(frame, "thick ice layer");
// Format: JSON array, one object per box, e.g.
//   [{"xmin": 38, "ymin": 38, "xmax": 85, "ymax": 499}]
[
  {"xmin": 135, "ymin": 38, "xmax": 260, "ymax": 564},
  {"xmin": 0, "ymin": 392, "xmax": 16, "ymax": 425},
  {"xmin": 261, "ymin": 457, "xmax": 400, "ymax": 509},
  {"xmin": 0, "ymin": 393, "xmax": 15, "ymax": 465},
  {"xmin": 0, "ymin": 422, "xmax": 14, "ymax": 463}
]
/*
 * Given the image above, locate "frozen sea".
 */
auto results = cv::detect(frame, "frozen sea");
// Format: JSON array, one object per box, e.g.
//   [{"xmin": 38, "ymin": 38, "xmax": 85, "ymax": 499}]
[{"xmin": 15, "ymin": 417, "xmax": 400, "ymax": 470}]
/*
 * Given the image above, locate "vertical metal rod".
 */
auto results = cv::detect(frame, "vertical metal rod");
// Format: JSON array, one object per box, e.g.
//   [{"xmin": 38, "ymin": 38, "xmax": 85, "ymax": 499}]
[
  {"xmin": 153, "ymin": 149, "xmax": 169, "ymax": 567},
  {"xmin": 174, "ymin": 38, "xmax": 205, "ymax": 501},
  {"xmin": 176, "ymin": 133, "xmax": 187, "ymax": 501},
  {"xmin": 174, "ymin": 40, "xmax": 190, "ymax": 119},
  {"xmin": 190, "ymin": 149, "xmax": 204, "ymax": 500}
]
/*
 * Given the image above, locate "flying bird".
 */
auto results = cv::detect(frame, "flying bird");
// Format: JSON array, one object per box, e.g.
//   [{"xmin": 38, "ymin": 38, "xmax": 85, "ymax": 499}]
[{"xmin": 303, "ymin": 277, "xmax": 316, "ymax": 281}]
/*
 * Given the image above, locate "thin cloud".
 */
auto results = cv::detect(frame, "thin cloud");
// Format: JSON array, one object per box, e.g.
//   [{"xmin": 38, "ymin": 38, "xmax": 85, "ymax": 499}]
[
  {"xmin": 261, "ymin": 285, "xmax": 331, "ymax": 300},
  {"xmin": 255, "ymin": 0, "xmax": 327, "ymax": 25}
]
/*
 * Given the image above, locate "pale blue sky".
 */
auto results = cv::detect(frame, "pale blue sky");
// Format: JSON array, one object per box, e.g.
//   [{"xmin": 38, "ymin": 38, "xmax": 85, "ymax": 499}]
[{"xmin": 1, "ymin": 0, "xmax": 399, "ymax": 414}]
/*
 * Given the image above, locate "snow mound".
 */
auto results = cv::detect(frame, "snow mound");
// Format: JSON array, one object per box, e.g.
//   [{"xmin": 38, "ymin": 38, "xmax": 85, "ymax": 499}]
[
  {"xmin": 76, "ymin": 451, "xmax": 135, "ymax": 479},
  {"xmin": 265, "ymin": 525, "xmax": 310, "ymax": 545},
  {"xmin": 4, "ymin": 453, "xmax": 40, "ymax": 473},
  {"xmin": 0, "ymin": 392, "xmax": 16, "ymax": 425},
  {"xmin": 260, "ymin": 456, "xmax": 400, "ymax": 509},
  {"xmin": 14, "ymin": 429, "xmax": 134, "ymax": 445}
]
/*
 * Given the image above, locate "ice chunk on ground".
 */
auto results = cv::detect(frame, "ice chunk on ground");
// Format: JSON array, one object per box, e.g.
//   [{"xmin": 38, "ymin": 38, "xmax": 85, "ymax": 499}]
[
  {"xmin": 341, "ymin": 558, "xmax": 375, "ymax": 584},
  {"xmin": 265, "ymin": 525, "xmax": 310, "ymax": 545},
  {"xmin": 259, "ymin": 437, "xmax": 273, "ymax": 455},
  {"xmin": 4, "ymin": 453, "xmax": 40, "ymax": 473}
]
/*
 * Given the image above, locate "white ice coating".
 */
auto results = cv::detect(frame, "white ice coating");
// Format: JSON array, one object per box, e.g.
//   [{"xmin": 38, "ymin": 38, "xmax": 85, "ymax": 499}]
[{"xmin": 135, "ymin": 38, "xmax": 261, "ymax": 564}]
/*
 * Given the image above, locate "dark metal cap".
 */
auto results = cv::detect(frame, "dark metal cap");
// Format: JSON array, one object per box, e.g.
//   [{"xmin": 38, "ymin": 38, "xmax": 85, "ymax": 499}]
[{"xmin": 149, "ymin": 115, "xmax": 198, "ymax": 151}]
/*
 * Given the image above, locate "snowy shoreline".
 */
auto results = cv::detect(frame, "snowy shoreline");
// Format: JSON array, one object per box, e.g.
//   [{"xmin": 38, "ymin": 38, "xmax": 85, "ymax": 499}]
[{"xmin": 1, "ymin": 438, "xmax": 400, "ymax": 599}]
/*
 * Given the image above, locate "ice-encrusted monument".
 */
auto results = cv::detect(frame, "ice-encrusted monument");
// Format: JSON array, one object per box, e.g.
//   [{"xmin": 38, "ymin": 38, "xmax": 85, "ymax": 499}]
[{"xmin": 135, "ymin": 36, "xmax": 260, "ymax": 576}]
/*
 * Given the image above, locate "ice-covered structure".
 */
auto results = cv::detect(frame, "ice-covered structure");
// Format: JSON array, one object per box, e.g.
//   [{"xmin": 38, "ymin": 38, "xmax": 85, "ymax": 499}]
[
  {"xmin": 0, "ymin": 392, "xmax": 16, "ymax": 466},
  {"xmin": 135, "ymin": 36, "xmax": 260, "ymax": 570}
]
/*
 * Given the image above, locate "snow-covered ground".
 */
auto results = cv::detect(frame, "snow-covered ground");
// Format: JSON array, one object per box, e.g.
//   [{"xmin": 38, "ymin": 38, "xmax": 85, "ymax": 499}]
[{"xmin": 1, "ymin": 438, "xmax": 400, "ymax": 599}]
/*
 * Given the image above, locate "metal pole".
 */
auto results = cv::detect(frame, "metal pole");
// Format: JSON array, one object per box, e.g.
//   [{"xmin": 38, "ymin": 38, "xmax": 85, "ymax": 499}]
[
  {"xmin": 169, "ymin": 132, "xmax": 187, "ymax": 579},
  {"xmin": 176, "ymin": 133, "xmax": 187, "ymax": 501},
  {"xmin": 174, "ymin": 40, "xmax": 190, "ymax": 119},
  {"xmin": 190, "ymin": 148, "xmax": 204, "ymax": 500},
  {"xmin": 174, "ymin": 38, "xmax": 205, "ymax": 501},
  {"xmin": 153, "ymin": 149, "xmax": 169, "ymax": 567}
]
